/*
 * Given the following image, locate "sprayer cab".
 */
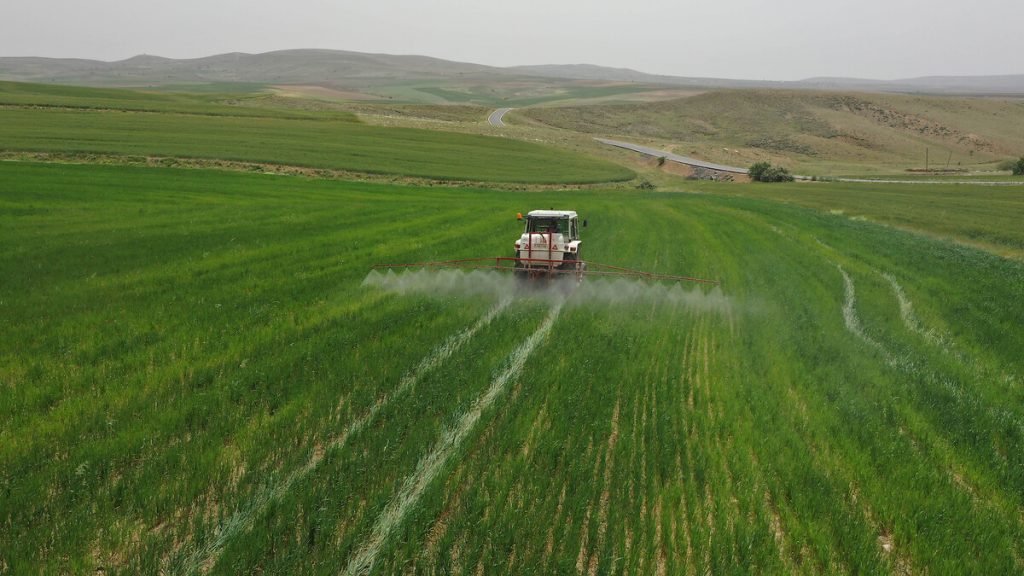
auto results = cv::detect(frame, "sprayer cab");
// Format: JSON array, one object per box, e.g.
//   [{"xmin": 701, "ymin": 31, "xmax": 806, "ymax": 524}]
[{"xmin": 514, "ymin": 210, "xmax": 583, "ymax": 276}]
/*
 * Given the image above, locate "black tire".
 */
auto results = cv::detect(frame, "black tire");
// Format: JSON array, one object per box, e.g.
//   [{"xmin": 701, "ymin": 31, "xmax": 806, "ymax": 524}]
[{"xmin": 513, "ymin": 257, "xmax": 528, "ymax": 283}]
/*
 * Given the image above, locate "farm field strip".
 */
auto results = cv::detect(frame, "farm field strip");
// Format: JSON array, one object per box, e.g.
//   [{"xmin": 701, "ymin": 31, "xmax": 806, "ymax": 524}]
[
  {"xmin": 659, "ymin": 198, "xmax": 1019, "ymax": 569},
  {"xmin": 348, "ymin": 188, "xmax": 1024, "ymax": 575},
  {"xmin": 688, "ymin": 180, "xmax": 1024, "ymax": 260},
  {"xmin": 0, "ymin": 105, "xmax": 634, "ymax": 184},
  {"xmin": 3, "ymin": 162, "xmax": 1024, "ymax": 573},
  {"xmin": 834, "ymin": 254, "xmax": 1024, "ymax": 444},
  {"xmin": 176, "ymin": 298, "xmax": 512, "ymax": 573},
  {"xmin": 853, "ymin": 284, "xmax": 1024, "ymax": 565},
  {"xmin": 810, "ymin": 242, "xmax": 1024, "ymax": 565},
  {"xmin": 343, "ymin": 301, "xmax": 563, "ymax": 575},
  {"xmin": 0, "ymin": 82, "xmax": 318, "ymax": 119},
  {"xmin": 822, "ymin": 223, "xmax": 1023, "ymax": 453},
  {"xmin": 880, "ymin": 269, "xmax": 1020, "ymax": 397}
]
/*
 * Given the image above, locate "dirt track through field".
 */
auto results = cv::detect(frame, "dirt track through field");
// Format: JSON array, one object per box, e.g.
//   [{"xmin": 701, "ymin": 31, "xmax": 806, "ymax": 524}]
[
  {"xmin": 175, "ymin": 300, "xmax": 511, "ymax": 574},
  {"xmin": 342, "ymin": 301, "xmax": 564, "ymax": 575}
]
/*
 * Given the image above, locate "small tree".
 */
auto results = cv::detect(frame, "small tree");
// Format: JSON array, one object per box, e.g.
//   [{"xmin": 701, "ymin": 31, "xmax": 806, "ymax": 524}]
[
  {"xmin": 748, "ymin": 161, "xmax": 771, "ymax": 181},
  {"xmin": 1014, "ymin": 157, "xmax": 1024, "ymax": 176},
  {"xmin": 749, "ymin": 161, "xmax": 794, "ymax": 182}
]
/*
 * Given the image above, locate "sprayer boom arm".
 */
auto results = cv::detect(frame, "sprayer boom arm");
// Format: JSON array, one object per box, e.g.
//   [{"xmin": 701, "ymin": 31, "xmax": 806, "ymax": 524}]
[{"xmin": 372, "ymin": 257, "xmax": 719, "ymax": 286}]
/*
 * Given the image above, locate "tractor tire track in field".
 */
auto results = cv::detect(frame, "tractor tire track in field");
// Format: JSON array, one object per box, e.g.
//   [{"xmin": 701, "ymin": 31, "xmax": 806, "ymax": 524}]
[
  {"xmin": 842, "ymin": 263, "xmax": 1023, "ymax": 436},
  {"xmin": 882, "ymin": 271, "xmax": 1024, "ymax": 551},
  {"xmin": 838, "ymin": 263, "xmax": 1024, "ymax": 562},
  {"xmin": 883, "ymin": 272, "xmax": 944, "ymax": 349},
  {"xmin": 837, "ymin": 265, "xmax": 890, "ymax": 359},
  {"xmin": 176, "ymin": 299, "xmax": 511, "ymax": 575},
  {"xmin": 342, "ymin": 301, "xmax": 564, "ymax": 576},
  {"xmin": 884, "ymin": 270, "xmax": 1020, "ymax": 390},
  {"xmin": 837, "ymin": 264, "xmax": 917, "ymax": 372}
]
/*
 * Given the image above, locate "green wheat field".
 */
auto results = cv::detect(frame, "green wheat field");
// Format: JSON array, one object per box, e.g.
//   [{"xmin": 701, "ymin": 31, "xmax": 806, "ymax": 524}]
[{"xmin": 1, "ymin": 82, "xmax": 1023, "ymax": 574}]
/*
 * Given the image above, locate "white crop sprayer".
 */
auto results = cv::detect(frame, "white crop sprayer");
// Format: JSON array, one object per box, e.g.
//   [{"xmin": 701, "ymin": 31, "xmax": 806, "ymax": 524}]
[{"xmin": 373, "ymin": 210, "xmax": 720, "ymax": 286}]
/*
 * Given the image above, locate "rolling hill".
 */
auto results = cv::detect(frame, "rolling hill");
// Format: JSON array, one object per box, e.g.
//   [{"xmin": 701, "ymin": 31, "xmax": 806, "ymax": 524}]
[
  {"xmin": 0, "ymin": 49, "xmax": 502, "ymax": 87},
  {"xmin": 520, "ymin": 89, "xmax": 1024, "ymax": 175},
  {"xmin": 2, "ymin": 49, "xmax": 1022, "ymax": 97}
]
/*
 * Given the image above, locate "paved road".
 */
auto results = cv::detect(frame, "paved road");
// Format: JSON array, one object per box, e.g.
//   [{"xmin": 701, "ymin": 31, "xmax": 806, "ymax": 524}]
[
  {"xmin": 595, "ymin": 137, "xmax": 1024, "ymax": 184},
  {"xmin": 827, "ymin": 178, "xmax": 1024, "ymax": 185},
  {"xmin": 595, "ymin": 138, "xmax": 748, "ymax": 174},
  {"xmin": 488, "ymin": 108, "xmax": 512, "ymax": 127}
]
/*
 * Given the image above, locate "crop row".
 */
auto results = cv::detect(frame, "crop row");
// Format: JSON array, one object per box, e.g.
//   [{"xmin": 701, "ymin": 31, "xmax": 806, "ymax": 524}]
[{"xmin": 1, "ymin": 163, "xmax": 1022, "ymax": 573}]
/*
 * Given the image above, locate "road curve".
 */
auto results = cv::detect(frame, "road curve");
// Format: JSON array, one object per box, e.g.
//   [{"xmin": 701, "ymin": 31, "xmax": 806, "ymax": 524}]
[
  {"xmin": 596, "ymin": 138, "xmax": 748, "ymax": 174},
  {"xmin": 595, "ymin": 138, "xmax": 1024, "ymax": 184},
  {"xmin": 488, "ymin": 108, "xmax": 512, "ymax": 127}
]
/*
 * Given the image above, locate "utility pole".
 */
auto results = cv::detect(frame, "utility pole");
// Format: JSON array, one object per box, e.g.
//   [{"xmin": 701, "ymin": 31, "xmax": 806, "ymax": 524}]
[
  {"xmin": 945, "ymin": 150, "xmax": 952, "ymax": 170},
  {"xmin": 925, "ymin": 148, "xmax": 929, "ymax": 171}
]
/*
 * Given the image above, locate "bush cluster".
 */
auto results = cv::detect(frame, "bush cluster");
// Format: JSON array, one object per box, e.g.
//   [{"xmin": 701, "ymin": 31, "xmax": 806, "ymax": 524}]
[
  {"xmin": 996, "ymin": 157, "xmax": 1024, "ymax": 175},
  {"xmin": 748, "ymin": 161, "xmax": 795, "ymax": 182}
]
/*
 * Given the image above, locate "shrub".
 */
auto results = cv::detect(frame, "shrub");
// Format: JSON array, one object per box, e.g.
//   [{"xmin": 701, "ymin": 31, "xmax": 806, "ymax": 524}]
[
  {"xmin": 749, "ymin": 162, "xmax": 794, "ymax": 182},
  {"xmin": 748, "ymin": 161, "xmax": 771, "ymax": 181},
  {"xmin": 996, "ymin": 159, "xmax": 1016, "ymax": 171},
  {"xmin": 1014, "ymin": 157, "xmax": 1024, "ymax": 176}
]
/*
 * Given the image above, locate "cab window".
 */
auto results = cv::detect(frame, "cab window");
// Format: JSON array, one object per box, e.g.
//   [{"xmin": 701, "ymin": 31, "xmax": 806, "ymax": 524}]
[{"xmin": 527, "ymin": 218, "xmax": 560, "ymax": 234}]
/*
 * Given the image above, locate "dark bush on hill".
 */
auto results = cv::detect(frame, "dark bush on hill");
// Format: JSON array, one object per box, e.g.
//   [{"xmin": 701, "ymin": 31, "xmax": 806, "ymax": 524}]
[
  {"xmin": 748, "ymin": 162, "xmax": 770, "ymax": 181},
  {"xmin": 749, "ymin": 161, "xmax": 795, "ymax": 182},
  {"xmin": 1013, "ymin": 157, "xmax": 1024, "ymax": 176}
]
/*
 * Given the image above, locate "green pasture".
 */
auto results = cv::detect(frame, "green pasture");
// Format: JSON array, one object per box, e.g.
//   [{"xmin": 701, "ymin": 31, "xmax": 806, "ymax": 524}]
[
  {"xmin": 693, "ymin": 180, "xmax": 1024, "ymax": 258},
  {"xmin": 0, "ymin": 81, "xmax": 319, "ymax": 118},
  {"xmin": 0, "ymin": 106, "xmax": 632, "ymax": 184},
  {"xmin": 2, "ymin": 162, "xmax": 1022, "ymax": 574}
]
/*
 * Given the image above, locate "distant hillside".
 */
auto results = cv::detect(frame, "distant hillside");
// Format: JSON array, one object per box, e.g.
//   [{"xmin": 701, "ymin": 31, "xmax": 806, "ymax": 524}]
[
  {"xmin": 507, "ymin": 64, "xmax": 776, "ymax": 89},
  {"xmin": 0, "ymin": 49, "xmax": 508, "ymax": 87},
  {"xmin": 1, "ymin": 49, "xmax": 1022, "ymax": 96},
  {"xmin": 799, "ymin": 75, "xmax": 1024, "ymax": 95},
  {"xmin": 521, "ymin": 90, "xmax": 1024, "ymax": 175},
  {"xmin": 515, "ymin": 64, "xmax": 1024, "ymax": 95}
]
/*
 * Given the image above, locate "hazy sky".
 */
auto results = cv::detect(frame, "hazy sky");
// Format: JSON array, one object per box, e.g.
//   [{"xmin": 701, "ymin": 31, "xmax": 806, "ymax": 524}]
[{"xmin": 4, "ymin": 0, "xmax": 1022, "ymax": 80}]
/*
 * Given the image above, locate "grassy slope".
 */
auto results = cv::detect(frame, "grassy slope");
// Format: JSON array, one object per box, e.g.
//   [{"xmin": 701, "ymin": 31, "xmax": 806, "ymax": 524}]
[
  {"xmin": 520, "ymin": 90, "xmax": 1024, "ymax": 175},
  {"xmin": 409, "ymin": 82, "xmax": 666, "ymax": 107},
  {"xmin": 2, "ymin": 162, "xmax": 1022, "ymax": 574},
  {"xmin": 252, "ymin": 78, "xmax": 683, "ymax": 107},
  {"xmin": 0, "ymin": 83, "xmax": 633, "ymax": 184}
]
